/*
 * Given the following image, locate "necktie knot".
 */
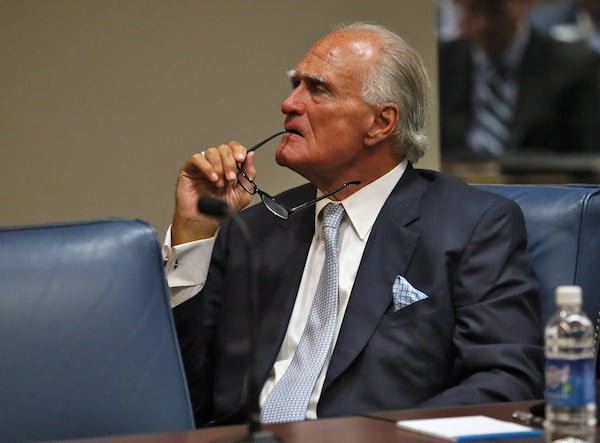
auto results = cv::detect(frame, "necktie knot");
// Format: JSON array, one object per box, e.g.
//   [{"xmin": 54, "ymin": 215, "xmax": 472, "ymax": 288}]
[
  {"xmin": 489, "ymin": 59, "xmax": 508, "ymax": 80},
  {"xmin": 321, "ymin": 203, "xmax": 345, "ymax": 231}
]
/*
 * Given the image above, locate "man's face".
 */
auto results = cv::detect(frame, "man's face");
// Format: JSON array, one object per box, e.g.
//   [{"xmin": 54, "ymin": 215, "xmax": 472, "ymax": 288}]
[
  {"xmin": 275, "ymin": 30, "xmax": 379, "ymax": 185},
  {"xmin": 457, "ymin": 0, "xmax": 531, "ymax": 56}
]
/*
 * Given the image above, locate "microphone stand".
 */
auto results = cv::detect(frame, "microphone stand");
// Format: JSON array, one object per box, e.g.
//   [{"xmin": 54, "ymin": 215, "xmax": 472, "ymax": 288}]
[{"xmin": 198, "ymin": 197, "xmax": 282, "ymax": 443}]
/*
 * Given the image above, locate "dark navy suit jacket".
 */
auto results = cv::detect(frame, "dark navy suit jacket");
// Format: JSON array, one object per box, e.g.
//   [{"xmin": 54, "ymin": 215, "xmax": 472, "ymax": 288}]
[{"xmin": 174, "ymin": 166, "xmax": 544, "ymax": 426}]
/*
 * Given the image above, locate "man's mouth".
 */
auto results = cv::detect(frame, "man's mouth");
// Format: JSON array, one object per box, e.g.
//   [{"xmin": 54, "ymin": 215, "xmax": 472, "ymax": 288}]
[{"xmin": 284, "ymin": 126, "xmax": 303, "ymax": 137}]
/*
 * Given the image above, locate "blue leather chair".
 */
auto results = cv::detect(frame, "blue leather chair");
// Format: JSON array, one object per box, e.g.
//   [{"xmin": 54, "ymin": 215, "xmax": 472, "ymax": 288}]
[
  {"xmin": 0, "ymin": 219, "xmax": 195, "ymax": 442},
  {"xmin": 474, "ymin": 184, "xmax": 600, "ymax": 327}
]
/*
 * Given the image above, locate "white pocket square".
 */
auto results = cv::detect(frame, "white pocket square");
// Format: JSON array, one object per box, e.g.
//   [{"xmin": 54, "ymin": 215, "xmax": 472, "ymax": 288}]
[{"xmin": 392, "ymin": 276, "xmax": 428, "ymax": 312}]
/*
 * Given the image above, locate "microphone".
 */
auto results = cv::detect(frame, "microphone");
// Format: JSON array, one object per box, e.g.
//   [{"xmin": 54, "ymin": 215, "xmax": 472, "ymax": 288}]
[
  {"xmin": 197, "ymin": 196, "xmax": 282, "ymax": 443},
  {"xmin": 197, "ymin": 195, "xmax": 230, "ymax": 217}
]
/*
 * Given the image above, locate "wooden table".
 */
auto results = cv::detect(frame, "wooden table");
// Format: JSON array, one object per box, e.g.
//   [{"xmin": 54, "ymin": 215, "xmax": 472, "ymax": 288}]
[
  {"xmin": 49, "ymin": 400, "xmax": 595, "ymax": 443},
  {"xmin": 48, "ymin": 416, "xmax": 408, "ymax": 443}
]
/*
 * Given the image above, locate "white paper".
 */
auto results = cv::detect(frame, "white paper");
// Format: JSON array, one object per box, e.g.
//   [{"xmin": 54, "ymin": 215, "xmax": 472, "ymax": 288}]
[{"xmin": 395, "ymin": 415, "xmax": 542, "ymax": 442}]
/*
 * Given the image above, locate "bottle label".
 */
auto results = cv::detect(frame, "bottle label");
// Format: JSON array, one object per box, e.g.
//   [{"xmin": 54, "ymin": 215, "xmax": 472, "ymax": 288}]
[{"xmin": 545, "ymin": 357, "xmax": 595, "ymax": 407}]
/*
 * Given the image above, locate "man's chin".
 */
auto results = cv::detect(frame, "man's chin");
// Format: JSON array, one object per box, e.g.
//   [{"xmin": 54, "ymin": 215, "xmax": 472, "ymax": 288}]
[
  {"xmin": 275, "ymin": 147, "xmax": 311, "ymax": 178},
  {"xmin": 275, "ymin": 142, "xmax": 297, "ymax": 168},
  {"xmin": 275, "ymin": 155, "xmax": 299, "ymax": 172}
]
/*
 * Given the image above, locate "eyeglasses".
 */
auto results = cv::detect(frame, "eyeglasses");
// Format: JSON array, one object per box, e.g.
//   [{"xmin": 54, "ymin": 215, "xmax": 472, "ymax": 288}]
[{"xmin": 237, "ymin": 131, "xmax": 361, "ymax": 220}]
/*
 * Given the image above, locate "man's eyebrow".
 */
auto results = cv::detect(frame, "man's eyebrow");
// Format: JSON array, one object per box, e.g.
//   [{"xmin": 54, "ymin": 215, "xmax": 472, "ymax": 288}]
[{"xmin": 286, "ymin": 69, "xmax": 326, "ymax": 84}]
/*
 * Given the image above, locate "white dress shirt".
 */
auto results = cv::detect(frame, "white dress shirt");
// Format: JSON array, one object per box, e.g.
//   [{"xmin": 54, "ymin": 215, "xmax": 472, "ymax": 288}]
[{"xmin": 163, "ymin": 160, "xmax": 407, "ymax": 419}]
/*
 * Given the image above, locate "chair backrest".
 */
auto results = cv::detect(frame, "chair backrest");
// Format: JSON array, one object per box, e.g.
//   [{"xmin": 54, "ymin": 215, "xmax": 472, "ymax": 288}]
[
  {"xmin": 597, "ymin": 312, "xmax": 600, "ymax": 379},
  {"xmin": 474, "ymin": 184, "xmax": 600, "ymax": 327},
  {"xmin": 0, "ymin": 219, "xmax": 195, "ymax": 442}
]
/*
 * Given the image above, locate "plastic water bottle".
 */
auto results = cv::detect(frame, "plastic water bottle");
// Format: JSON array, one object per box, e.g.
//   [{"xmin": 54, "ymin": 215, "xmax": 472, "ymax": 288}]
[{"xmin": 544, "ymin": 285, "xmax": 596, "ymax": 442}]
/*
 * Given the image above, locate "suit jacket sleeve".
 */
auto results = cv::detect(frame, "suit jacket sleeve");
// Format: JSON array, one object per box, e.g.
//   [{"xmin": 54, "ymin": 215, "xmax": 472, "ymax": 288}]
[
  {"xmin": 171, "ymin": 220, "xmax": 233, "ymax": 426},
  {"xmin": 418, "ymin": 195, "xmax": 543, "ymax": 407}
]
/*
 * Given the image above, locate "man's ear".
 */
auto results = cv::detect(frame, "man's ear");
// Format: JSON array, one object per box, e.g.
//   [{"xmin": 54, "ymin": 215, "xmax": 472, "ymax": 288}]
[{"xmin": 364, "ymin": 103, "xmax": 400, "ymax": 146}]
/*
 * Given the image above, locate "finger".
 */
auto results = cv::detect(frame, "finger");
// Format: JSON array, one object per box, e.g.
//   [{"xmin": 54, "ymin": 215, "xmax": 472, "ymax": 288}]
[
  {"xmin": 186, "ymin": 150, "xmax": 219, "ymax": 184},
  {"xmin": 203, "ymin": 144, "xmax": 239, "ymax": 189},
  {"xmin": 243, "ymin": 151, "xmax": 257, "ymax": 180},
  {"xmin": 217, "ymin": 142, "xmax": 241, "ymax": 186},
  {"xmin": 231, "ymin": 141, "xmax": 248, "ymax": 164}
]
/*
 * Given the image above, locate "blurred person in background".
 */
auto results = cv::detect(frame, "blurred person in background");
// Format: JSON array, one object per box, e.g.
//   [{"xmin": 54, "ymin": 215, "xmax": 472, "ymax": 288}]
[{"xmin": 439, "ymin": 0, "xmax": 600, "ymax": 161}]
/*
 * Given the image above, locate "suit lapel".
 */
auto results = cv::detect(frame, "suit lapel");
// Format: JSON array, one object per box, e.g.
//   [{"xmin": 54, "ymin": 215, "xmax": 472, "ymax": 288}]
[{"xmin": 323, "ymin": 167, "xmax": 427, "ymax": 389}]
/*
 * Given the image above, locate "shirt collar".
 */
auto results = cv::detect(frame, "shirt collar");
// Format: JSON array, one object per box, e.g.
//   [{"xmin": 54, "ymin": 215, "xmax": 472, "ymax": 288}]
[{"xmin": 314, "ymin": 160, "xmax": 407, "ymax": 240}]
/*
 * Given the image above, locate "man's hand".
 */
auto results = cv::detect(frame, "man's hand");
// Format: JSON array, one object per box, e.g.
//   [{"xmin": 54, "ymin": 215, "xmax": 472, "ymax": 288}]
[{"xmin": 171, "ymin": 141, "xmax": 255, "ymax": 245}]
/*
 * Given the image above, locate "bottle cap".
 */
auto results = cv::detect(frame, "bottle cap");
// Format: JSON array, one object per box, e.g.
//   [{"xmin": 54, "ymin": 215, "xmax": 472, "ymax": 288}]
[{"xmin": 556, "ymin": 285, "xmax": 582, "ymax": 306}]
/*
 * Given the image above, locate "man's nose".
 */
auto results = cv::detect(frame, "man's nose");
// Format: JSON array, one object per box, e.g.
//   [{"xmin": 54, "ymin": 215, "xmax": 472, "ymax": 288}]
[{"xmin": 281, "ymin": 87, "xmax": 305, "ymax": 116}]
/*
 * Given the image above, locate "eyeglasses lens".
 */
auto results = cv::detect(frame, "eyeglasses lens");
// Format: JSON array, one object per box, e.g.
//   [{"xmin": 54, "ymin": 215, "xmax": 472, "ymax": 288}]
[
  {"xmin": 237, "ymin": 169, "xmax": 257, "ymax": 195},
  {"xmin": 260, "ymin": 194, "xmax": 290, "ymax": 220}
]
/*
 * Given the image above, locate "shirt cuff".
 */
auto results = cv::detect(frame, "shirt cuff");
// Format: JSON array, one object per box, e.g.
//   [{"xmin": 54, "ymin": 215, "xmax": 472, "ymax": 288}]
[{"xmin": 163, "ymin": 225, "xmax": 218, "ymax": 306}]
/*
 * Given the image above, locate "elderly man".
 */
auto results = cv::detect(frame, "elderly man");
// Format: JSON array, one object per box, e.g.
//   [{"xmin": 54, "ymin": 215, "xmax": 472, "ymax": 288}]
[{"xmin": 165, "ymin": 22, "xmax": 543, "ymax": 426}]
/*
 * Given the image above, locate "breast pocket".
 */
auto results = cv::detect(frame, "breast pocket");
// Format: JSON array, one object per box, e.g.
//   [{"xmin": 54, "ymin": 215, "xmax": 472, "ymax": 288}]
[{"xmin": 377, "ymin": 298, "xmax": 439, "ymax": 331}]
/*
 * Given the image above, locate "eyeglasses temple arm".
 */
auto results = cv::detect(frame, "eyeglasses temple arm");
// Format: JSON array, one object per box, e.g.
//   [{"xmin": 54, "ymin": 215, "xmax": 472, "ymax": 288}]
[
  {"xmin": 247, "ymin": 130, "xmax": 287, "ymax": 152},
  {"xmin": 288, "ymin": 180, "xmax": 361, "ymax": 214}
]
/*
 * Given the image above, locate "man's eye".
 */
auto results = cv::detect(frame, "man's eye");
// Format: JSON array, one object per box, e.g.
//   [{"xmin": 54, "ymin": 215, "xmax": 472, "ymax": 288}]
[{"xmin": 309, "ymin": 83, "xmax": 327, "ymax": 94}]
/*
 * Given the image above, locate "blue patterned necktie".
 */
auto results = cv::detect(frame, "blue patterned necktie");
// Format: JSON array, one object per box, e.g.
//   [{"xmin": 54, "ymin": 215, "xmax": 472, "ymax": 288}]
[
  {"xmin": 260, "ymin": 203, "xmax": 346, "ymax": 424},
  {"xmin": 468, "ymin": 63, "xmax": 515, "ymax": 156}
]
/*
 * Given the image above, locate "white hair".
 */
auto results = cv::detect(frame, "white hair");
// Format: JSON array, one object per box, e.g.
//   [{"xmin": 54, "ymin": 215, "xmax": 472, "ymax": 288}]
[{"xmin": 334, "ymin": 22, "xmax": 431, "ymax": 163}]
